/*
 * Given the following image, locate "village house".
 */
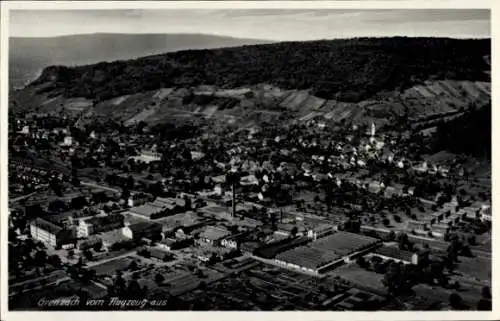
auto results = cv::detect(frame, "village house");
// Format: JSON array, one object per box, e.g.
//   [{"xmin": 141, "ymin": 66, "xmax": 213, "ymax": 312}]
[
  {"xmin": 429, "ymin": 207, "xmax": 452, "ymax": 225},
  {"xmin": 407, "ymin": 219, "xmax": 429, "ymax": 232},
  {"xmin": 62, "ymin": 136, "xmax": 73, "ymax": 147},
  {"xmin": 480, "ymin": 204, "xmax": 492, "ymax": 222},
  {"xmin": 220, "ymin": 231, "xmax": 251, "ymax": 249}
]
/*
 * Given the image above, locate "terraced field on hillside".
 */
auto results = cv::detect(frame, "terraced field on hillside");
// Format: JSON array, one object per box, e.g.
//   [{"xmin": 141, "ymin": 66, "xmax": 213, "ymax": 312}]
[{"xmin": 11, "ymin": 79, "xmax": 490, "ymax": 132}]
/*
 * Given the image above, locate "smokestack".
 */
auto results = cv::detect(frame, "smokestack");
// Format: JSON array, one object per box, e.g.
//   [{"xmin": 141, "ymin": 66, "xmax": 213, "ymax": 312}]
[{"xmin": 231, "ymin": 183, "xmax": 236, "ymax": 217}]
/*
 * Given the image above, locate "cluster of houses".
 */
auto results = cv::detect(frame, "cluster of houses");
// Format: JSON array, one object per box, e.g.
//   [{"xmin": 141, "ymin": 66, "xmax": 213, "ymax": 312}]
[{"xmin": 404, "ymin": 198, "xmax": 491, "ymax": 237}]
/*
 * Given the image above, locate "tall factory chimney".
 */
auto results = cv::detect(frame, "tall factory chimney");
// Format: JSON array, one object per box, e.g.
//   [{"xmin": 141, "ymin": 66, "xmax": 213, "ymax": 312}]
[{"xmin": 231, "ymin": 183, "xmax": 236, "ymax": 217}]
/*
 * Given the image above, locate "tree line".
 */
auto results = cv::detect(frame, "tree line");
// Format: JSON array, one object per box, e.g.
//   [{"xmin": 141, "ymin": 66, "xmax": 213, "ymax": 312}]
[{"xmin": 31, "ymin": 37, "xmax": 490, "ymax": 103}]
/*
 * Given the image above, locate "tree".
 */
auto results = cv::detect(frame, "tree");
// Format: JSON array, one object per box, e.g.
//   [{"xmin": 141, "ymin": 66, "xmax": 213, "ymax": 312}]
[
  {"xmin": 398, "ymin": 233, "xmax": 409, "ymax": 250},
  {"xmin": 48, "ymin": 199, "xmax": 67, "ymax": 213},
  {"xmin": 71, "ymin": 168, "xmax": 80, "ymax": 186},
  {"xmin": 127, "ymin": 279, "xmax": 144, "ymax": 298},
  {"xmin": 461, "ymin": 245, "xmax": 473, "ymax": 257},
  {"xmin": 48, "ymin": 254, "xmax": 62, "ymax": 268},
  {"xmin": 71, "ymin": 196, "xmax": 88, "ymax": 210},
  {"xmin": 481, "ymin": 286, "xmax": 491, "ymax": 299},
  {"xmin": 128, "ymin": 260, "xmax": 139, "ymax": 271},
  {"xmin": 155, "ymin": 273, "xmax": 165, "ymax": 285},
  {"xmin": 449, "ymin": 293, "xmax": 465, "ymax": 310},
  {"xmin": 477, "ymin": 299, "xmax": 492, "ymax": 311},
  {"xmin": 356, "ymin": 256, "xmax": 368, "ymax": 268},
  {"xmin": 34, "ymin": 250, "xmax": 47, "ymax": 266},
  {"xmin": 383, "ymin": 262, "xmax": 412, "ymax": 295},
  {"xmin": 121, "ymin": 187, "xmax": 131, "ymax": 200},
  {"xmin": 127, "ymin": 175, "xmax": 135, "ymax": 189},
  {"xmin": 93, "ymin": 242, "xmax": 103, "ymax": 252},
  {"xmin": 83, "ymin": 249, "xmax": 94, "ymax": 261},
  {"xmin": 49, "ymin": 179, "xmax": 63, "ymax": 197},
  {"xmin": 198, "ymin": 281, "xmax": 207, "ymax": 290}
]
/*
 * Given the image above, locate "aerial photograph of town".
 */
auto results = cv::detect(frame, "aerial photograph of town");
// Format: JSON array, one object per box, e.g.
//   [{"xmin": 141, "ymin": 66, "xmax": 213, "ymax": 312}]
[{"xmin": 5, "ymin": 5, "xmax": 492, "ymax": 312}]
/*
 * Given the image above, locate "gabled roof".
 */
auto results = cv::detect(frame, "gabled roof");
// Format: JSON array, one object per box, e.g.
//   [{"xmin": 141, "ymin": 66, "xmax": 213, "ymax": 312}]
[
  {"xmin": 373, "ymin": 246, "xmax": 416, "ymax": 262},
  {"xmin": 151, "ymin": 197, "xmax": 185, "ymax": 209},
  {"xmin": 129, "ymin": 204, "xmax": 165, "ymax": 217},
  {"xmin": 127, "ymin": 221, "xmax": 162, "ymax": 233},
  {"xmin": 31, "ymin": 218, "xmax": 64, "ymax": 235}
]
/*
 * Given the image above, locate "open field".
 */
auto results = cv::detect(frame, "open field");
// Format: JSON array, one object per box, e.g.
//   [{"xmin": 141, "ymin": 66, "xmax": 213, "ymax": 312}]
[{"xmin": 455, "ymin": 256, "xmax": 491, "ymax": 282}]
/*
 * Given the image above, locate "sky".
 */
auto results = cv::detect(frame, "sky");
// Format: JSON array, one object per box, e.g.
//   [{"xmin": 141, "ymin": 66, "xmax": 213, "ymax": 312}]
[{"xmin": 9, "ymin": 9, "xmax": 490, "ymax": 41}]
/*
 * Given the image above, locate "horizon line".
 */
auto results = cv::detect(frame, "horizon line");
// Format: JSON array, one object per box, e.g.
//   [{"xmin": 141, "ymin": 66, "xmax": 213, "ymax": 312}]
[{"xmin": 9, "ymin": 32, "xmax": 491, "ymax": 42}]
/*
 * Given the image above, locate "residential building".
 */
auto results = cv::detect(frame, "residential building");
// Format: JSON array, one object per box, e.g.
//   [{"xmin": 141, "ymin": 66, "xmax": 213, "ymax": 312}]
[
  {"xmin": 221, "ymin": 232, "xmax": 250, "ymax": 249},
  {"xmin": 407, "ymin": 219, "xmax": 428, "ymax": 231},
  {"xmin": 63, "ymin": 136, "xmax": 73, "ymax": 146},
  {"xmin": 481, "ymin": 204, "xmax": 492, "ymax": 222}
]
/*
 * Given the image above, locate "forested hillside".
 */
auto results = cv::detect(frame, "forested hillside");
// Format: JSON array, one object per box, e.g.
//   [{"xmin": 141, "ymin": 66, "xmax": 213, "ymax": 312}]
[
  {"xmin": 434, "ymin": 104, "xmax": 491, "ymax": 157},
  {"xmin": 10, "ymin": 33, "xmax": 269, "ymax": 89},
  {"xmin": 30, "ymin": 37, "xmax": 490, "ymax": 103}
]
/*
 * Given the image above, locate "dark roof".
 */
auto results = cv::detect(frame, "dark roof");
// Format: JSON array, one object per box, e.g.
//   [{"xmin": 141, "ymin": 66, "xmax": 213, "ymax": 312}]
[
  {"xmin": 276, "ymin": 246, "xmax": 341, "ymax": 269},
  {"xmin": 31, "ymin": 218, "xmax": 63, "ymax": 235},
  {"xmin": 373, "ymin": 246, "xmax": 416, "ymax": 262},
  {"xmin": 311, "ymin": 231, "xmax": 380, "ymax": 256},
  {"xmin": 241, "ymin": 241, "xmax": 264, "ymax": 252},
  {"xmin": 127, "ymin": 221, "xmax": 162, "ymax": 233},
  {"xmin": 85, "ymin": 214, "xmax": 124, "ymax": 226}
]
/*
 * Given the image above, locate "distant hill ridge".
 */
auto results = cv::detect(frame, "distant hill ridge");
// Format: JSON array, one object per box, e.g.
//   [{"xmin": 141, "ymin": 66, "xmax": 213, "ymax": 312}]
[
  {"xmin": 28, "ymin": 36, "xmax": 490, "ymax": 103},
  {"xmin": 9, "ymin": 33, "xmax": 271, "ymax": 88}
]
